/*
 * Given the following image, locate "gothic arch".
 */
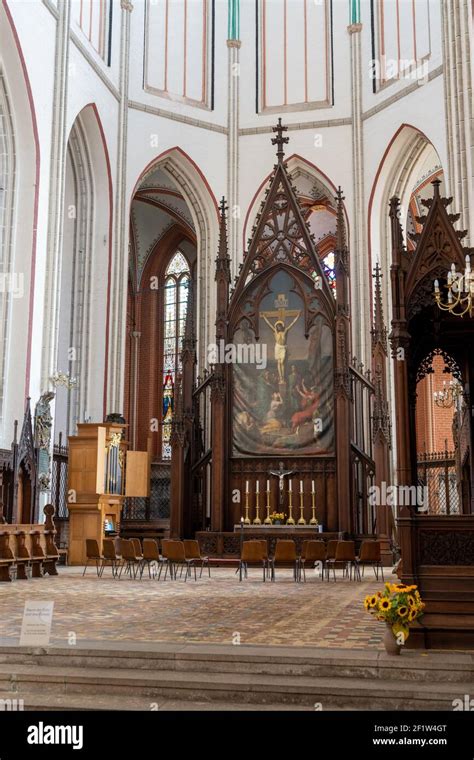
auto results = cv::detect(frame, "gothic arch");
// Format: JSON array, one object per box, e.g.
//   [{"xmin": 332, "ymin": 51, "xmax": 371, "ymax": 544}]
[
  {"xmin": 0, "ymin": 1, "xmax": 40, "ymax": 446},
  {"xmin": 368, "ymin": 124, "xmax": 445, "ymax": 479},
  {"xmin": 130, "ymin": 148, "xmax": 219, "ymax": 370},
  {"xmin": 243, "ymin": 154, "xmax": 349, "ymax": 250},
  {"xmin": 54, "ymin": 103, "xmax": 112, "ymax": 441}
]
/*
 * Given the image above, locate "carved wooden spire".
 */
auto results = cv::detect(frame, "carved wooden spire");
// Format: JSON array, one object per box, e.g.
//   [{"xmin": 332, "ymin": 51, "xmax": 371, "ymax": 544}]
[
  {"xmin": 170, "ymin": 373, "xmax": 184, "ymax": 446},
  {"xmin": 181, "ymin": 280, "xmax": 196, "ymax": 361},
  {"xmin": 271, "ymin": 118, "xmax": 289, "ymax": 163},
  {"xmin": 371, "ymin": 263, "xmax": 387, "ymax": 351},
  {"xmin": 334, "ymin": 187, "xmax": 349, "ymax": 318},
  {"xmin": 335, "ymin": 186, "xmax": 347, "ymax": 252},
  {"xmin": 388, "ymin": 196, "xmax": 405, "ymax": 267},
  {"xmin": 215, "ymin": 197, "xmax": 230, "ymax": 342}
]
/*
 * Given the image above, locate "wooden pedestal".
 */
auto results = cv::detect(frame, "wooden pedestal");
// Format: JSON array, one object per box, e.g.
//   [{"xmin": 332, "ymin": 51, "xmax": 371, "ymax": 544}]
[{"xmin": 68, "ymin": 496, "xmax": 123, "ymax": 566}]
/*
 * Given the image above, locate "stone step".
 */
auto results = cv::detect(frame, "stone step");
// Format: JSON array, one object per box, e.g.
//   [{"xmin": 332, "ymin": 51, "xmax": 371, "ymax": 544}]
[
  {"xmin": 0, "ymin": 642, "xmax": 472, "ymax": 684},
  {"xmin": 0, "ymin": 691, "xmax": 313, "ymax": 712},
  {"xmin": 0, "ymin": 662, "xmax": 471, "ymax": 710}
]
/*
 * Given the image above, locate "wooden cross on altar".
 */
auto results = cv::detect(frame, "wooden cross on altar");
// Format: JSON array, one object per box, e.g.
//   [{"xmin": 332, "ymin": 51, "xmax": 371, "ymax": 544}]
[
  {"xmin": 261, "ymin": 293, "xmax": 300, "ymax": 326},
  {"xmin": 271, "ymin": 118, "xmax": 289, "ymax": 163}
]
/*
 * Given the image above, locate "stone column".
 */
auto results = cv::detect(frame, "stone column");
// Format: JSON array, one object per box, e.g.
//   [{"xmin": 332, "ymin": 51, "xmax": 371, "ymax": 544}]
[
  {"xmin": 348, "ymin": 20, "xmax": 370, "ymax": 366},
  {"xmin": 107, "ymin": 0, "xmax": 133, "ymax": 414},
  {"xmin": 40, "ymin": 0, "xmax": 71, "ymax": 389},
  {"xmin": 227, "ymin": 39, "xmax": 241, "ymax": 278},
  {"xmin": 131, "ymin": 330, "xmax": 140, "ymax": 450},
  {"xmin": 441, "ymin": 0, "xmax": 473, "ymax": 242}
]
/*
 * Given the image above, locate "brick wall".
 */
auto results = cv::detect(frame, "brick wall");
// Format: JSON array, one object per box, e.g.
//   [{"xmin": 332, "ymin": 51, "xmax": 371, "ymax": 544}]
[{"xmin": 416, "ymin": 355, "xmax": 455, "ymax": 454}]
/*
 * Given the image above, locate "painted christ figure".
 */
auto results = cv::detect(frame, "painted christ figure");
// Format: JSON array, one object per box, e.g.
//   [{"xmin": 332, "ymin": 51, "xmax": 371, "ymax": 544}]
[{"xmin": 262, "ymin": 311, "xmax": 301, "ymax": 383}]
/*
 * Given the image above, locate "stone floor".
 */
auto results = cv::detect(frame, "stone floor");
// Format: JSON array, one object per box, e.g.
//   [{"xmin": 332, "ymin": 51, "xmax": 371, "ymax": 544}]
[{"xmin": 0, "ymin": 565, "xmax": 385, "ymax": 650}]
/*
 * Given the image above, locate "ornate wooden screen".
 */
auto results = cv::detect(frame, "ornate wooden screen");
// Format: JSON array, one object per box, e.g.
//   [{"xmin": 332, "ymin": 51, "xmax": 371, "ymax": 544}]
[{"xmin": 389, "ymin": 180, "xmax": 474, "ymax": 513}]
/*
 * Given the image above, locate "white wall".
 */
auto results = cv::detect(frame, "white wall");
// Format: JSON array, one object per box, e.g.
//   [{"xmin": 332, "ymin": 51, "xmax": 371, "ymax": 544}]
[{"xmin": 0, "ymin": 0, "xmax": 465, "ymax": 469}]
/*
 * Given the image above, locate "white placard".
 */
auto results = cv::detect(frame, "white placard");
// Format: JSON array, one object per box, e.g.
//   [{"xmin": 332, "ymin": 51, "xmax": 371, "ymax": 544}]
[{"xmin": 19, "ymin": 601, "xmax": 54, "ymax": 647}]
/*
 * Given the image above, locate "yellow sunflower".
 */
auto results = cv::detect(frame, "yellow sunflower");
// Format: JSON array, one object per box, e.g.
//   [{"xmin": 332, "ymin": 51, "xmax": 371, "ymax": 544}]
[
  {"xmin": 407, "ymin": 595, "xmax": 416, "ymax": 607},
  {"xmin": 379, "ymin": 597, "xmax": 391, "ymax": 611},
  {"xmin": 408, "ymin": 609, "xmax": 417, "ymax": 622},
  {"xmin": 369, "ymin": 595, "xmax": 378, "ymax": 607},
  {"xmin": 397, "ymin": 605, "xmax": 409, "ymax": 617}
]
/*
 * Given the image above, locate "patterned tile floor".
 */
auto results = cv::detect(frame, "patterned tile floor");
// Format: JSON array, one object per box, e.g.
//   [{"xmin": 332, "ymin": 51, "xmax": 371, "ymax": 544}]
[{"xmin": 0, "ymin": 565, "xmax": 385, "ymax": 650}]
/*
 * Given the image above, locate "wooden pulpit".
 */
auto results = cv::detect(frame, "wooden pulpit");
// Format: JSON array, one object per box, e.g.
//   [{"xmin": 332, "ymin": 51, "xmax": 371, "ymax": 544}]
[{"xmin": 67, "ymin": 423, "xmax": 149, "ymax": 565}]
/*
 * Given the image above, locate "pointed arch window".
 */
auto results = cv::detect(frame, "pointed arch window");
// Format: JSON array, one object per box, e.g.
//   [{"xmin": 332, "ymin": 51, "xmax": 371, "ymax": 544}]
[{"xmin": 161, "ymin": 250, "xmax": 190, "ymax": 460}]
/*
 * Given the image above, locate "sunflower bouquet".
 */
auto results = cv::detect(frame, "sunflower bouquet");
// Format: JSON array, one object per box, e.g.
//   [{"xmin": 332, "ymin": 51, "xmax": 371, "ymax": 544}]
[
  {"xmin": 364, "ymin": 582, "xmax": 425, "ymax": 641},
  {"xmin": 269, "ymin": 512, "xmax": 286, "ymax": 524}
]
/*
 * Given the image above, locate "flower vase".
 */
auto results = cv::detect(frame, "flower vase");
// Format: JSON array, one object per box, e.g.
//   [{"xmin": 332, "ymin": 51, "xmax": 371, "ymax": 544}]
[
  {"xmin": 383, "ymin": 623, "xmax": 402, "ymax": 656},
  {"xmin": 274, "ymin": 520, "xmax": 281, "ymax": 525}
]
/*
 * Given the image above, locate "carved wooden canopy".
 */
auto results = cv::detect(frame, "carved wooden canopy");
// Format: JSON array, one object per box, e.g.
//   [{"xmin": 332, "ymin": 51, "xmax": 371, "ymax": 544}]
[
  {"xmin": 392, "ymin": 180, "xmax": 473, "ymax": 322},
  {"xmin": 228, "ymin": 120, "xmax": 337, "ymax": 337}
]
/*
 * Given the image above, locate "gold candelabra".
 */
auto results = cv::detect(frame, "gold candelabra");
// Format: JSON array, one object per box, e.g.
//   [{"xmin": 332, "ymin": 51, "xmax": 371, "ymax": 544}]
[
  {"xmin": 434, "ymin": 257, "xmax": 474, "ymax": 318},
  {"xmin": 298, "ymin": 490, "xmax": 306, "ymax": 525},
  {"xmin": 310, "ymin": 490, "xmax": 318, "ymax": 525},
  {"xmin": 264, "ymin": 486, "xmax": 272, "ymax": 524},
  {"xmin": 287, "ymin": 489, "xmax": 295, "ymax": 525},
  {"xmin": 253, "ymin": 487, "xmax": 261, "ymax": 525},
  {"xmin": 243, "ymin": 489, "xmax": 251, "ymax": 524}
]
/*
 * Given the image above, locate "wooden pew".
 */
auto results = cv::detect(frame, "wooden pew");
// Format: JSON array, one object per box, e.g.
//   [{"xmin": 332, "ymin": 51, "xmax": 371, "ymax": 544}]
[{"xmin": 0, "ymin": 505, "xmax": 59, "ymax": 581}]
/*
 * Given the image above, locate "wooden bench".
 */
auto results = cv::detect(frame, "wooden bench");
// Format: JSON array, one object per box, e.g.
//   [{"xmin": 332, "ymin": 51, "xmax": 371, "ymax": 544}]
[{"xmin": 0, "ymin": 505, "xmax": 59, "ymax": 582}]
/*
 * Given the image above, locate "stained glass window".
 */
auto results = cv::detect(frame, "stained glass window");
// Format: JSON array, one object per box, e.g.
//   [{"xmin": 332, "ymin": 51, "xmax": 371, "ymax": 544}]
[
  {"xmin": 323, "ymin": 252, "xmax": 336, "ymax": 297},
  {"xmin": 161, "ymin": 250, "xmax": 190, "ymax": 460}
]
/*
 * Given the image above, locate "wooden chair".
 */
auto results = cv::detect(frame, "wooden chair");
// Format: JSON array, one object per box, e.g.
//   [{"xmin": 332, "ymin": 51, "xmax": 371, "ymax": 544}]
[
  {"xmin": 119, "ymin": 539, "xmax": 142, "ymax": 579},
  {"xmin": 142, "ymin": 538, "xmax": 166, "ymax": 580},
  {"xmin": 239, "ymin": 540, "xmax": 267, "ymax": 582},
  {"xmin": 269, "ymin": 539, "xmax": 299, "ymax": 582},
  {"xmin": 327, "ymin": 540, "xmax": 361, "ymax": 582},
  {"xmin": 82, "ymin": 538, "xmax": 104, "ymax": 577},
  {"xmin": 358, "ymin": 540, "xmax": 384, "ymax": 580},
  {"xmin": 0, "ymin": 532, "xmax": 14, "ymax": 582},
  {"xmin": 160, "ymin": 539, "xmax": 174, "ymax": 580},
  {"xmin": 165, "ymin": 540, "xmax": 197, "ymax": 581},
  {"xmin": 299, "ymin": 540, "xmax": 327, "ymax": 582},
  {"xmin": 183, "ymin": 539, "xmax": 210, "ymax": 578},
  {"xmin": 102, "ymin": 538, "xmax": 122, "ymax": 578},
  {"xmin": 131, "ymin": 538, "xmax": 143, "ymax": 560}
]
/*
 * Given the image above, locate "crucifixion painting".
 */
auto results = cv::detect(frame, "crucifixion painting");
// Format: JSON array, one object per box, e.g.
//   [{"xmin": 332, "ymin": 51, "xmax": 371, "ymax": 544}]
[
  {"xmin": 232, "ymin": 269, "xmax": 335, "ymax": 456},
  {"xmin": 261, "ymin": 293, "xmax": 301, "ymax": 383}
]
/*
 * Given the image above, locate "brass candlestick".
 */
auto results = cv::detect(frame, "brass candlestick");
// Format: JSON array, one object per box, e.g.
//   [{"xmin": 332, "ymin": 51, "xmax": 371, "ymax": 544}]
[
  {"xmin": 264, "ymin": 488, "xmax": 272, "ymax": 524},
  {"xmin": 298, "ymin": 491, "xmax": 306, "ymax": 525},
  {"xmin": 253, "ymin": 488, "xmax": 261, "ymax": 525},
  {"xmin": 244, "ymin": 490, "xmax": 251, "ymax": 524},
  {"xmin": 287, "ymin": 490, "xmax": 295, "ymax": 525},
  {"xmin": 310, "ymin": 491, "xmax": 318, "ymax": 525}
]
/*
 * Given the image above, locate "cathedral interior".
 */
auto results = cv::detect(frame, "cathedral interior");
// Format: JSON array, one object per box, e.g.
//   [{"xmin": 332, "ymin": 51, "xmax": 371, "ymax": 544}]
[{"xmin": 0, "ymin": 0, "xmax": 473, "ymax": 728}]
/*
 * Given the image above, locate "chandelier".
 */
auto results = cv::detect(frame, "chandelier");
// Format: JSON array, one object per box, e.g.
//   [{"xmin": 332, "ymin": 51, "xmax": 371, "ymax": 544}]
[
  {"xmin": 49, "ymin": 370, "xmax": 78, "ymax": 390},
  {"xmin": 434, "ymin": 255, "xmax": 474, "ymax": 318},
  {"xmin": 433, "ymin": 379, "xmax": 463, "ymax": 409}
]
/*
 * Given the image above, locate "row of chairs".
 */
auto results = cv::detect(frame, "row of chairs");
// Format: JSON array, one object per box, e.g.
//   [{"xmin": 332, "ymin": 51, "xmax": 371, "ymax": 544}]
[
  {"xmin": 84, "ymin": 538, "xmax": 210, "ymax": 582},
  {"xmin": 239, "ymin": 539, "xmax": 384, "ymax": 582}
]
